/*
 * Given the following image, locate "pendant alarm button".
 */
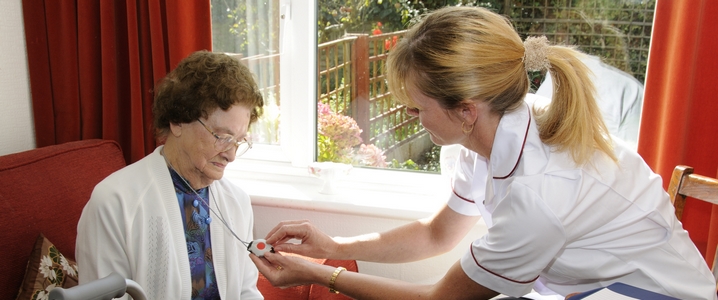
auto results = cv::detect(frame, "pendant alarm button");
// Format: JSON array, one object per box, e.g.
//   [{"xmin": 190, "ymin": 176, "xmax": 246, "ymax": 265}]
[{"xmin": 248, "ymin": 239, "xmax": 274, "ymax": 257}]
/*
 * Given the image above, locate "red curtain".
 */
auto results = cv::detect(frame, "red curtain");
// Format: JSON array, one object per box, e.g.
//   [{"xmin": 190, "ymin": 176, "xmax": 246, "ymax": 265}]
[
  {"xmin": 22, "ymin": 0, "xmax": 212, "ymax": 164},
  {"xmin": 638, "ymin": 0, "xmax": 718, "ymax": 262}
]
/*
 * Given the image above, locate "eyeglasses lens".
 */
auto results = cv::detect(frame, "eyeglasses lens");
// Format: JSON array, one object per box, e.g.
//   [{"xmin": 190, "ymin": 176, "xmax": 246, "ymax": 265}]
[
  {"xmin": 236, "ymin": 143, "xmax": 251, "ymax": 156},
  {"xmin": 214, "ymin": 137, "xmax": 251, "ymax": 156}
]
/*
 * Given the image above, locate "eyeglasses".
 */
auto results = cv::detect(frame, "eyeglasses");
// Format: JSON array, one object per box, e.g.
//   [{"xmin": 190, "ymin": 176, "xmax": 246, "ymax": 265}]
[{"xmin": 197, "ymin": 119, "xmax": 252, "ymax": 156}]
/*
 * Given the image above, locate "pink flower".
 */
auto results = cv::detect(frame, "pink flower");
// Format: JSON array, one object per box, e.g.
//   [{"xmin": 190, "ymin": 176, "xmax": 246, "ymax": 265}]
[
  {"xmin": 318, "ymin": 113, "xmax": 363, "ymax": 149},
  {"xmin": 317, "ymin": 103, "xmax": 387, "ymax": 167},
  {"xmin": 318, "ymin": 102, "xmax": 332, "ymax": 115},
  {"xmin": 356, "ymin": 144, "xmax": 387, "ymax": 168}
]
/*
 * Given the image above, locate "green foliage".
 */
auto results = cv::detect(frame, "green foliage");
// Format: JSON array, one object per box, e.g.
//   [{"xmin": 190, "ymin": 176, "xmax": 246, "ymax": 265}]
[
  {"xmin": 318, "ymin": 0, "xmax": 496, "ymax": 42},
  {"xmin": 317, "ymin": 134, "xmax": 343, "ymax": 162},
  {"xmin": 390, "ymin": 158, "xmax": 419, "ymax": 170},
  {"xmin": 317, "ymin": 0, "xmax": 433, "ymax": 42},
  {"xmin": 388, "ymin": 145, "xmax": 441, "ymax": 172},
  {"xmin": 418, "ymin": 145, "xmax": 442, "ymax": 172},
  {"xmin": 528, "ymin": 70, "xmax": 543, "ymax": 93},
  {"xmin": 211, "ymin": 0, "xmax": 276, "ymax": 56}
]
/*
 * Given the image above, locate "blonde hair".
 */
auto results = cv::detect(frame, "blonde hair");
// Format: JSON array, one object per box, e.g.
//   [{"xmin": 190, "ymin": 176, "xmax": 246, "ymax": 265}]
[{"xmin": 387, "ymin": 6, "xmax": 615, "ymax": 165}]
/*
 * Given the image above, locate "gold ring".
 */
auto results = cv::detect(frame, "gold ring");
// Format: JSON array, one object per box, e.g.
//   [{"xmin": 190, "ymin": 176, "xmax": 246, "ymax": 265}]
[{"xmin": 276, "ymin": 265, "xmax": 283, "ymax": 271}]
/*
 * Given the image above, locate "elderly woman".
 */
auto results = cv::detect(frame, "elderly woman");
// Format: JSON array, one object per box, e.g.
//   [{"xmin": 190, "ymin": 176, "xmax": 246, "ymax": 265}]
[
  {"xmin": 76, "ymin": 50, "xmax": 265, "ymax": 299},
  {"xmin": 250, "ymin": 6, "xmax": 715, "ymax": 300}
]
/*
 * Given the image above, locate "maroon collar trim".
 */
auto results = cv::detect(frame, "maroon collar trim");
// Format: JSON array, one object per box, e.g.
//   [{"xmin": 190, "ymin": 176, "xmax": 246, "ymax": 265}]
[{"xmin": 493, "ymin": 105, "xmax": 531, "ymax": 180}]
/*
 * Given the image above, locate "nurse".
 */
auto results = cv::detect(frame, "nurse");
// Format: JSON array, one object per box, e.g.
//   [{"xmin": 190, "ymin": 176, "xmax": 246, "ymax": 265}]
[{"xmin": 250, "ymin": 6, "xmax": 716, "ymax": 299}]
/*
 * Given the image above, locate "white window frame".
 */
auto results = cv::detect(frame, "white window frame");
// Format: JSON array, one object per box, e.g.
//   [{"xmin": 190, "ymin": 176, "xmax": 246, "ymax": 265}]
[{"xmin": 223, "ymin": 0, "xmax": 448, "ymax": 218}]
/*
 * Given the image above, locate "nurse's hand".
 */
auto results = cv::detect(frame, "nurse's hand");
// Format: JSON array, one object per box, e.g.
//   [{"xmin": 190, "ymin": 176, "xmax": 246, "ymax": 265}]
[
  {"xmin": 264, "ymin": 220, "xmax": 338, "ymax": 259},
  {"xmin": 249, "ymin": 251, "xmax": 333, "ymax": 288}
]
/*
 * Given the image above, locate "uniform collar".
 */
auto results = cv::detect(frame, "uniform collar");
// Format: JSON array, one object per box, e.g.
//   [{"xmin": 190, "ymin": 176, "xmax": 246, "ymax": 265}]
[{"xmin": 489, "ymin": 102, "xmax": 531, "ymax": 179}]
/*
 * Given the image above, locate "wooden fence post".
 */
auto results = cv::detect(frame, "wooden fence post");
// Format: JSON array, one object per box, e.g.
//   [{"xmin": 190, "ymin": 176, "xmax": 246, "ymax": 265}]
[{"xmin": 351, "ymin": 34, "xmax": 371, "ymax": 144}]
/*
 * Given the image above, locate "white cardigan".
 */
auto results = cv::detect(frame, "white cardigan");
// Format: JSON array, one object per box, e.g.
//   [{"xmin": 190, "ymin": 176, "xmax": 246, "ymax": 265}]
[{"xmin": 76, "ymin": 146, "xmax": 263, "ymax": 299}]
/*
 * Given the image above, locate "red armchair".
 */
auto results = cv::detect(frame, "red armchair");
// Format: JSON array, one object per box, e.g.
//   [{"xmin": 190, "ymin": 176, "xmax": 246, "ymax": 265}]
[{"xmin": 0, "ymin": 139, "xmax": 356, "ymax": 299}]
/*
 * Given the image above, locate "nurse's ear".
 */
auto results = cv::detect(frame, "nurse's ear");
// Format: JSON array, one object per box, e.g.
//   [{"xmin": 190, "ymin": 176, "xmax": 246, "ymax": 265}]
[{"xmin": 458, "ymin": 100, "xmax": 479, "ymax": 124}]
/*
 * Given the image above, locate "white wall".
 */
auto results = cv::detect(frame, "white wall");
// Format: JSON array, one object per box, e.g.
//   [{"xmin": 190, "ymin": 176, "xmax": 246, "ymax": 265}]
[
  {"xmin": 0, "ymin": 1, "xmax": 486, "ymax": 286},
  {"xmin": 0, "ymin": 0, "xmax": 35, "ymax": 156}
]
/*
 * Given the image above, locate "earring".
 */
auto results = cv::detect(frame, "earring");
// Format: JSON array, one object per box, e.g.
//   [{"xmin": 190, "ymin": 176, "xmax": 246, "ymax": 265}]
[{"xmin": 461, "ymin": 122, "xmax": 475, "ymax": 134}]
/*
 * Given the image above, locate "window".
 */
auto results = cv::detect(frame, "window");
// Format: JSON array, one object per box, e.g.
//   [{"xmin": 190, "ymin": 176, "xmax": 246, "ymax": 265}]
[
  {"xmin": 314, "ymin": 0, "xmax": 655, "ymax": 166},
  {"xmin": 210, "ymin": 0, "xmax": 655, "ymax": 211},
  {"xmin": 211, "ymin": 1, "xmax": 445, "ymax": 216}
]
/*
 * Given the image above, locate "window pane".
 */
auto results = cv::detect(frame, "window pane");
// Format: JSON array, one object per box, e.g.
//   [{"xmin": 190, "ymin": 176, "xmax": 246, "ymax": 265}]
[
  {"xmin": 316, "ymin": 0, "xmax": 655, "ymax": 173},
  {"xmin": 317, "ymin": 2, "xmax": 438, "ymax": 173},
  {"xmin": 211, "ymin": 0, "xmax": 281, "ymax": 145}
]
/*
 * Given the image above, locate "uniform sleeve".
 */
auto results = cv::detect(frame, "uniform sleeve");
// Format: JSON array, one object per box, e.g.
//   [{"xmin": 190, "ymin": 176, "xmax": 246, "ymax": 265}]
[
  {"xmin": 447, "ymin": 147, "xmax": 486, "ymax": 216},
  {"xmin": 460, "ymin": 180, "xmax": 566, "ymax": 297}
]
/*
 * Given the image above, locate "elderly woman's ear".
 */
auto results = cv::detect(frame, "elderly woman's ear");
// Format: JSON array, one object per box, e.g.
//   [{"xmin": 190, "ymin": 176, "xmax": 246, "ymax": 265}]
[{"xmin": 169, "ymin": 122, "xmax": 183, "ymax": 137}]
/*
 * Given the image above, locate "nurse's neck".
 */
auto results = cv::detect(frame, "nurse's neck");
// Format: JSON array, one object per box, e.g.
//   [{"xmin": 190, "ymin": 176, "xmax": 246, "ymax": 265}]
[{"xmin": 464, "ymin": 112, "xmax": 499, "ymax": 159}]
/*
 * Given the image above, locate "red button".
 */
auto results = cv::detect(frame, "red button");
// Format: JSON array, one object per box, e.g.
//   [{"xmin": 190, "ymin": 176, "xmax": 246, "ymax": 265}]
[{"xmin": 257, "ymin": 242, "xmax": 265, "ymax": 250}]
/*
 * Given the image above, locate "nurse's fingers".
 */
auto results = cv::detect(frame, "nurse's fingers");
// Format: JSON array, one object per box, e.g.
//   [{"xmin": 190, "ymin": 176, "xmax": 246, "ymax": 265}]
[
  {"xmin": 265, "ymin": 219, "xmax": 310, "ymax": 240},
  {"xmin": 266, "ymin": 221, "xmax": 317, "ymax": 245}
]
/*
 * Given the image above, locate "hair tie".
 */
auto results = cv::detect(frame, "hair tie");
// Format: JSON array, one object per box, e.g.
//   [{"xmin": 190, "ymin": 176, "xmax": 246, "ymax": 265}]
[{"xmin": 523, "ymin": 36, "xmax": 551, "ymax": 71}]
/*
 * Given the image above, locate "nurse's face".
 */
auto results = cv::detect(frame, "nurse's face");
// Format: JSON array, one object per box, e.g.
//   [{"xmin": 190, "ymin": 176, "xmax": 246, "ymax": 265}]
[{"xmin": 405, "ymin": 88, "xmax": 465, "ymax": 146}]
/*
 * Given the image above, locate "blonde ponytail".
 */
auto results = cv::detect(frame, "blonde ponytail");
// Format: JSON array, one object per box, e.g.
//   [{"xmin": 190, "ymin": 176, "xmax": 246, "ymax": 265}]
[{"xmin": 534, "ymin": 46, "xmax": 616, "ymax": 165}]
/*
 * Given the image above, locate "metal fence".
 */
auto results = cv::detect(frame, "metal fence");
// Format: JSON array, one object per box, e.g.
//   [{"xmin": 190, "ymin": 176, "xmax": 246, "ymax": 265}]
[
  {"xmin": 318, "ymin": 31, "xmax": 420, "ymax": 158},
  {"xmin": 506, "ymin": 0, "xmax": 655, "ymax": 83}
]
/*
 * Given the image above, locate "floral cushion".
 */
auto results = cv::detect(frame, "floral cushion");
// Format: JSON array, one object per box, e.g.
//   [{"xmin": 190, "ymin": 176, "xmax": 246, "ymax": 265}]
[{"xmin": 15, "ymin": 234, "xmax": 78, "ymax": 300}]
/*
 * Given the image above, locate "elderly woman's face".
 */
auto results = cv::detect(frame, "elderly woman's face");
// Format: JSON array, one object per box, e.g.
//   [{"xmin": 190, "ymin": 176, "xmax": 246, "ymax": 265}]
[{"xmin": 175, "ymin": 104, "xmax": 252, "ymax": 186}]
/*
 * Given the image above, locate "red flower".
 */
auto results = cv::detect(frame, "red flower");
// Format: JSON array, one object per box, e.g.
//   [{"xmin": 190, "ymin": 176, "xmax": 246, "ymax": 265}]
[
  {"xmin": 385, "ymin": 36, "xmax": 399, "ymax": 51},
  {"xmin": 372, "ymin": 22, "xmax": 383, "ymax": 36}
]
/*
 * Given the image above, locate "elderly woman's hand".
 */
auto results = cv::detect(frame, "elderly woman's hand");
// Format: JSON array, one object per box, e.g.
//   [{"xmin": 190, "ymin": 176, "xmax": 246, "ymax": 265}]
[
  {"xmin": 264, "ymin": 220, "xmax": 339, "ymax": 259},
  {"xmin": 249, "ymin": 251, "xmax": 333, "ymax": 288}
]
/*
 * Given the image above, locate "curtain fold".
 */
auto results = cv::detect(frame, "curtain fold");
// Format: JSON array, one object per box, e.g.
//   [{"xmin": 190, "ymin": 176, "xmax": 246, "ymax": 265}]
[
  {"xmin": 638, "ymin": 0, "xmax": 718, "ymax": 261},
  {"xmin": 22, "ymin": 0, "xmax": 212, "ymax": 164}
]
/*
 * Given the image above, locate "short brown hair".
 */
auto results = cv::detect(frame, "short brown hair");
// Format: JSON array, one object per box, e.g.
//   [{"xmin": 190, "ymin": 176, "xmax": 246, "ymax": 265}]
[{"xmin": 152, "ymin": 50, "xmax": 264, "ymax": 139}]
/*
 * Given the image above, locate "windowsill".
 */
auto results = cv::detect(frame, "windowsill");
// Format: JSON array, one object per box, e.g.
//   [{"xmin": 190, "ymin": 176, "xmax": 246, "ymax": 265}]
[{"xmin": 224, "ymin": 158, "xmax": 451, "ymax": 220}]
